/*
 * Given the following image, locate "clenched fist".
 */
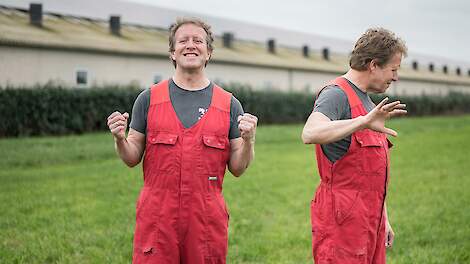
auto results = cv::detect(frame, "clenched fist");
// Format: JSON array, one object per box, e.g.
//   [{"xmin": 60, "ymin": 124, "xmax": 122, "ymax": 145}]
[
  {"xmin": 238, "ymin": 113, "xmax": 258, "ymax": 143},
  {"xmin": 107, "ymin": 111, "xmax": 129, "ymax": 140}
]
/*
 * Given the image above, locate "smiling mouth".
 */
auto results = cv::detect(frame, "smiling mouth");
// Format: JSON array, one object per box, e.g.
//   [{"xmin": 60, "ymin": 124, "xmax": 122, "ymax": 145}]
[{"xmin": 183, "ymin": 53, "xmax": 198, "ymax": 57}]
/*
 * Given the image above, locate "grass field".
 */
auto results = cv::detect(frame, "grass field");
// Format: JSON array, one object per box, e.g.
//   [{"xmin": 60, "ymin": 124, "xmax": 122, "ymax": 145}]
[{"xmin": 1, "ymin": 115, "xmax": 469, "ymax": 263}]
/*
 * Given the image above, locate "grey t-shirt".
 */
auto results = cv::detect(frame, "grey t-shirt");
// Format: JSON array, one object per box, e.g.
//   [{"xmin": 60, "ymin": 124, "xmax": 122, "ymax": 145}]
[
  {"xmin": 130, "ymin": 79, "xmax": 244, "ymax": 139},
  {"xmin": 313, "ymin": 79, "xmax": 375, "ymax": 162}
]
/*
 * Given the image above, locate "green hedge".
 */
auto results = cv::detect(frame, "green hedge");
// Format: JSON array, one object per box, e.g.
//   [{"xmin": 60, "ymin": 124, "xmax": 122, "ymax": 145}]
[
  {"xmin": 1, "ymin": 84, "xmax": 470, "ymax": 137},
  {"xmin": 0, "ymin": 85, "xmax": 139, "ymax": 137}
]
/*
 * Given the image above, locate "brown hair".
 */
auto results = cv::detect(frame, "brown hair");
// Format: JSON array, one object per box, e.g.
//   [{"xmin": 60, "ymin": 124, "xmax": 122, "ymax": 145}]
[
  {"xmin": 168, "ymin": 17, "xmax": 214, "ymax": 67},
  {"xmin": 349, "ymin": 28, "xmax": 407, "ymax": 71}
]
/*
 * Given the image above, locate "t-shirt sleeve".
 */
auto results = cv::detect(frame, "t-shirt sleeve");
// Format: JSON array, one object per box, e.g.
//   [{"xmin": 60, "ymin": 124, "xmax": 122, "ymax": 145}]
[
  {"xmin": 313, "ymin": 85, "xmax": 349, "ymax": 121},
  {"xmin": 129, "ymin": 88, "xmax": 150, "ymax": 134},
  {"xmin": 229, "ymin": 95, "xmax": 244, "ymax": 139}
]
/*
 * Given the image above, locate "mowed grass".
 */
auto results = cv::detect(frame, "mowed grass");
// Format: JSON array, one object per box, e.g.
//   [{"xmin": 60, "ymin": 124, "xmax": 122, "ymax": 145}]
[{"xmin": 1, "ymin": 115, "xmax": 469, "ymax": 263}]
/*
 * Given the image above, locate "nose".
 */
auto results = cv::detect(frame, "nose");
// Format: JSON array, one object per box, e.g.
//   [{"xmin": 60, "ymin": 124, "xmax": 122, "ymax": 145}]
[
  {"xmin": 185, "ymin": 39, "xmax": 196, "ymax": 49},
  {"xmin": 392, "ymin": 71, "xmax": 398, "ymax": 82}
]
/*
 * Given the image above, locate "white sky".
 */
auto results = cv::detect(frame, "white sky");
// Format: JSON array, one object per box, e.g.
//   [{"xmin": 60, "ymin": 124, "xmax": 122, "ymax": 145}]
[{"xmin": 126, "ymin": 0, "xmax": 470, "ymax": 64}]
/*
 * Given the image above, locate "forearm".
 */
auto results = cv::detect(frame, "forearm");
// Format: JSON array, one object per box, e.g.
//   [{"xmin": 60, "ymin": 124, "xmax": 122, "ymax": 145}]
[
  {"xmin": 302, "ymin": 115, "xmax": 367, "ymax": 144},
  {"xmin": 384, "ymin": 201, "xmax": 389, "ymax": 223},
  {"xmin": 228, "ymin": 139, "xmax": 254, "ymax": 177},
  {"xmin": 114, "ymin": 137, "xmax": 143, "ymax": 167}
]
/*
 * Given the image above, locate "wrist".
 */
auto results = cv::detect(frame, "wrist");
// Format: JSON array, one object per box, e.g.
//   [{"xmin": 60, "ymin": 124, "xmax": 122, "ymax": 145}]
[
  {"xmin": 357, "ymin": 115, "xmax": 368, "ymax": 130},
  {"xmin": 243, "ymin": 136, "xmax": 255, "ymax": 145},
  {"xmin": 114, "ymin": 135, "xmax": 126, "ymax": 143}
]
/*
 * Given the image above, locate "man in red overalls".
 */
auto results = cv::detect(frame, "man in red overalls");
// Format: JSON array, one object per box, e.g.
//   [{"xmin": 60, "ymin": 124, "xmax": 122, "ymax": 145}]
[
  {"xmin": 107, "ymin": 18, "xmax": 258, "ymax": 263},
  {"xmin": 302, "ymin": 28, "xmax": 408, "ymax": 264}
]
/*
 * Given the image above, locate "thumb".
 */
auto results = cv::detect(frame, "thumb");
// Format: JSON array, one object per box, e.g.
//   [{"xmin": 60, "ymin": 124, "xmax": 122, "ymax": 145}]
[
  {"xmin": 383, "ymin": 127, "xmax": 397, "ymax": 137},
  {"xmin": 123, "ymin": 112, "xmax": 129, "ymax": 120}
]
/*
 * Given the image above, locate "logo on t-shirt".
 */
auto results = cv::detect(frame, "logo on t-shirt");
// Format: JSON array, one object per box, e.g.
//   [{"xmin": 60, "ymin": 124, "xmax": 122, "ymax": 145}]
[{"xmin": 198, "ymin": 107, "xmax": 208, "ymax": 120}]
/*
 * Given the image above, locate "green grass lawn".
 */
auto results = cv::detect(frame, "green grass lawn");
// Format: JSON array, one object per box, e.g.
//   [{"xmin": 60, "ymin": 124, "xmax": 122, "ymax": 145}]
[{"xmin": 1, "ymin": 115, "xmax": 469, "ymax": 263}]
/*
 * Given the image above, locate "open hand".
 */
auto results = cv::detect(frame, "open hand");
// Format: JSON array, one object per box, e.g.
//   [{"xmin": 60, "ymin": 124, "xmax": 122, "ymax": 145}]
[{"xmin": 363, "ymin": 97, "xmax": 407, "ymax": 136}]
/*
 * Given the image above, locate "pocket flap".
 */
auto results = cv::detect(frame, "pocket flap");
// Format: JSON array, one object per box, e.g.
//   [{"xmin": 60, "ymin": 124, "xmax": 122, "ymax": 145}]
[
  {"xmin": 148, "ymin": 132, "xmax": 178, "ymax": 145},
  {"xmin": 202, "ymin": 135, "xmax": 226, "ymax": 150},
  {"xmin": 355, "ymin": 131, "xmax": 382, "ymax": 147}
]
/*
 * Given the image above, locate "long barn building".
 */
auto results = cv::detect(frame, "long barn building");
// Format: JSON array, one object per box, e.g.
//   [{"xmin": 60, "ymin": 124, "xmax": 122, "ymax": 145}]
[{"xmin": 1, "ymin": 3, "xmax": 470, "ymax": 95}]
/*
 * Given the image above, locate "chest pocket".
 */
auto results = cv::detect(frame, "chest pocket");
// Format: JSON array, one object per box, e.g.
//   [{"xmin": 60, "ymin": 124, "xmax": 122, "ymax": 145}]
[
  {"xmin": 200, "ymin": 135, "xmax": 229, "ymax": 175},
  {"xmin": 146, "ymin": 131, "xmax": 178, "ymax": 172},
  {"xmin": 354, "ymin": 130, "xmax": 387, "ymax": 176}
]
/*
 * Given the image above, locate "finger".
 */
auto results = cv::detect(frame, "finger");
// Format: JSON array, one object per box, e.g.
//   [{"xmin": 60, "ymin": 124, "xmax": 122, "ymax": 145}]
[
  {"xmin": 107, "ymin": 111, "xmax": 122, "ymax": 120},
  {"xmin": 389, "ymin": 109, "xmax": 407, "ymax": 117},
  {"xmin": 109, "ymin": 119, "xmax": 123, "ymax": 128},
  {"xmin": 389, "ymin": 232, "xmax": 395, "ymax": 247},
  {"xmin": 107, "ymin": 118, "xmax": 120, "ymax": 128},
  {"xmin": 242, "ymin": 113, "xmax": 258, "ymax": 122},
  {"xmin": 111, "ymin": 114, "xmax": 128, "ymax": 125},
  {"xmin": 386, "ymin": 232, "xmax": 394, "ymax": 248},
  {"xmin": 382, "ymin": 101, "xmax": 401, "ymax": 111},
  {"xmin": 110, "ymin": 120, "xmax": 127, "ymax": 130},
  {"xmin": 116, "ymin": 120, "xmax": 128, "ymax": 129},
  {"xmin": 376, "ymin": 97, "xmax": 389, "ymax": 109},
  {"xmin": 123, "ymin": 112, "xmax": 129, "ymax": 120},
  {"xmin": 383, "ymin": 127, "xmax": 398, "ymax": 137},
  {"xmin": 239, "ymin": 117, "xmax": 256, "ymax": 126},
  {"xmin": 239, "ymin": 123, "xmax": 253, "ymax": 132},
  {"xmin": 393, "ymin": 103, "xmax": 406, "ymax": 109},
  {"xmin": 110, "ymin": 127, "xmax": 123, "ymax": 135},
  {"xmin": 239, "ymin": 119, "xmax": 255, "ymax": 127},
  {"xmin": 238, "ymin": 114, "xmax": 258, "ymax": 124}
]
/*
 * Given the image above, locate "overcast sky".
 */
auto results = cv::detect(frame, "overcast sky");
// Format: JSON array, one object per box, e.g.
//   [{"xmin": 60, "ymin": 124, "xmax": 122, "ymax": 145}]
[{"xmin": 126, "ymin": 0, "xmax": 469, "ymax": 65}]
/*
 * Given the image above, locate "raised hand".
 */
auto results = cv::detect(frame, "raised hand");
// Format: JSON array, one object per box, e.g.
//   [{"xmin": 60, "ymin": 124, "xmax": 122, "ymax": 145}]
[
  {"xmin": 107, "ymin": 111, "xmax": 129, "ymax": 140},
  {"xmin": 238, "ymin": 113, "xmax": 258, "ymax": 143},
  {"xmin": 363, "ymin": 97, "xmax": 407, "ymax": 136}
]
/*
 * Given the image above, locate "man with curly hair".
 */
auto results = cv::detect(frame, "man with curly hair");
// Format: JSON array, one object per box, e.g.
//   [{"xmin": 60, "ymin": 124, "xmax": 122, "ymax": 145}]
[
  {"xmin": 302, "ymin": 28, "xmax": 408, "ymax": 264},
  {"xmin": 107, "ymin": 17, "xmax": 258, "ymax": 263}
]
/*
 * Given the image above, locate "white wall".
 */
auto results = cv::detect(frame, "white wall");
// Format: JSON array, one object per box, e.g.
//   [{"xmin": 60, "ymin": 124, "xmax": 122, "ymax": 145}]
[
  {"xmin": 387, "ymin": 79, "xmax": 470, "ymax": 96},
  {"xmin": 207, "ymin": 63, "xmax": 290, "ymax": 91},
  {"xmin": 2, "ymin": 46, "xmax": 470, "ymax": 96},
  {"xmin": 0, "ymin": 46, "xmax": 174, "ymax": 88}
]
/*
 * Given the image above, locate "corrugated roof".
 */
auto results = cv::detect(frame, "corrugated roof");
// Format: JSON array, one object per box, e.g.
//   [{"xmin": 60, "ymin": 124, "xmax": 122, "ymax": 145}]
[{"xmin": 1, "ymin": 6, "xmax": 469, "ymax": 85}]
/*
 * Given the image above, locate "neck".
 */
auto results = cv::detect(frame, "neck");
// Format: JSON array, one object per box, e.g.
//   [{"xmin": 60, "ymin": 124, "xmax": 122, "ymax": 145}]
[
  {"xmin": 343, "ymin": 69, "xmax": 370, "ymax": 93},
  {"xmin": 173, "ymin": 68, "xmax": 210, "ymax": 91}
]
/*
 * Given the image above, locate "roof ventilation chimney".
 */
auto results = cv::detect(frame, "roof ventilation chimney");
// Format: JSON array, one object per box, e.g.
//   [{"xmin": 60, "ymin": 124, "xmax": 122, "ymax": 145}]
[
  {"xmin": 302, "ymin": 45, "xmax": 309, "ymax": 58},
  {"xmin": 223, "ymin": 32, "xmax": 234, "ymax": 49},
  {"xmin": 30, "ymin": 3, "xmax": 42, "ymax": 27},
  {"xmin": 429, "ymin": 63, "xmax": 434, "ymax": 72},
  {"xmin": 267, "ymin": 39, "xmax": 276, "ymax": 54},
  {"xmin": 322, "ymin": 47, "xmax": 330, "ymax": 60},
  {"xmin": 110, "ymin": 15, "xmax": 121, "ymax": 36}
]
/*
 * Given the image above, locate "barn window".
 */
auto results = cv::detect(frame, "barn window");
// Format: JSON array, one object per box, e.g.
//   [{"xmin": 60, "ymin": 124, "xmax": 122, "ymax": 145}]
[{"xmin": 76, "ymin": 70, "xmax": 88, "ymax": 86}]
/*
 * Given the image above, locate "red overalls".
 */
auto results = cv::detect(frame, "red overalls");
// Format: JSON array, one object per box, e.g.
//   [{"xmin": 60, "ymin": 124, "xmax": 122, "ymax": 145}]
[
  {"xmin": 311, "ymin": 77, "xmax": 392, "ymax": 264},
  {"xmin": 132, "ymin": 80, "xmax": 231, "ymax": 264}
]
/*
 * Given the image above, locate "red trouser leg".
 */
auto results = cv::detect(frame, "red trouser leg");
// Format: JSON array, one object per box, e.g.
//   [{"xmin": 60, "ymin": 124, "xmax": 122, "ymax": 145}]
[
  {"xmin": 180, "ymin": 193, "xmax": 228, "ymax": 264},
  {"xmin": 371, "ymin": 219, "xmax": 386, "ymax": 264},
  {"xmin": 133, "ymin": 191, "xmax": 180, "ymax": 264},
  {"xmin": 312, "ymin": 189, "xmax": 383, "ymax": 264}
]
